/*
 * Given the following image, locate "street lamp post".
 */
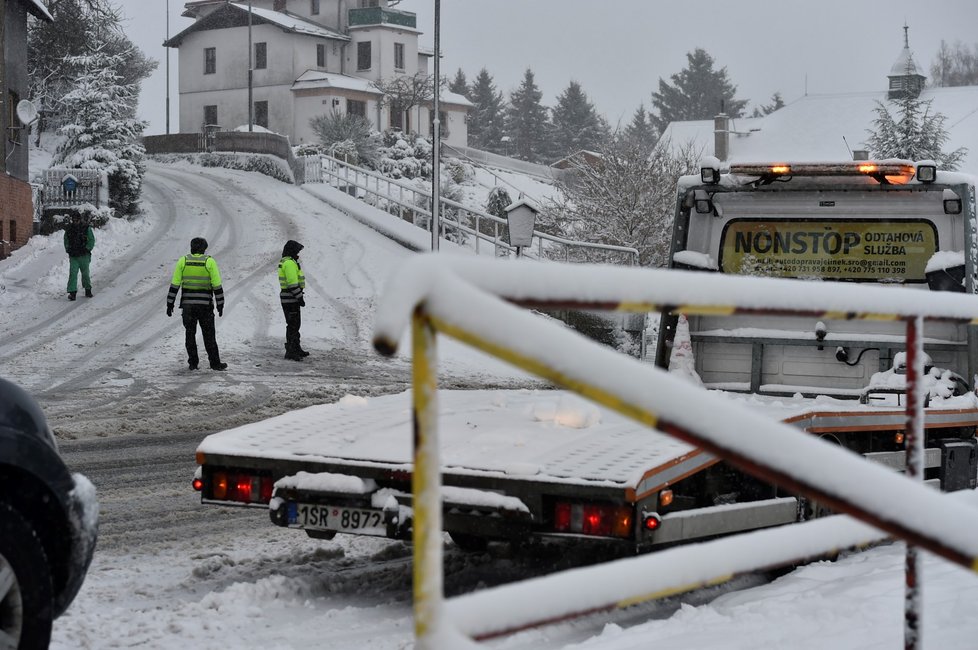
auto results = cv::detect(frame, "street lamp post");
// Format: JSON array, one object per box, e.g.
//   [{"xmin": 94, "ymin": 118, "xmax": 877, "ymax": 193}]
[
  {"xmin": 430, "ymin": 0, "xmax": 441, "ymax": 251},
  {"xmin": 248, "ymin": 0, "xmax": 253, "ymax": 132},
  {"xmin": 165, "ymin": 0, "xmax": 170, "ymax": 134}
]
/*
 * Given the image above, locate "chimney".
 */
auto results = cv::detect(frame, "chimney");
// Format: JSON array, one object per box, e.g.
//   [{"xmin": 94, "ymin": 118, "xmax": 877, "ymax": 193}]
[
  {"xmin": 713, "ymin": 113, "xmax": 730, "ymax": 162},
  {"xmin": 274, "ymin": 0, "xmax": 286, "ymax": 11}
]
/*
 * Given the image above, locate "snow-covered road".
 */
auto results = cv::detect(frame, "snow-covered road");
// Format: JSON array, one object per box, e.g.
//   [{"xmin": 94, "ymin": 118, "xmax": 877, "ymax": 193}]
[{"xmin": 6, "ymin": 162, "xmax": 978, "ymax": 648}]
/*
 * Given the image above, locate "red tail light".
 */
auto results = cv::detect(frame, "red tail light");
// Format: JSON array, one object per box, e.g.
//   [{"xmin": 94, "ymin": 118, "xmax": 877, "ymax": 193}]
[
  {"xmin": 553, "ymin": 501, "xmax": 633, "ymax": 539},
  {"xmin": 207, "ymin": 471, "xmax": 273, "ymax": 504},
  {"xmin": 192, "ymin": 477, "xmax": 203, "ymax": 491}
]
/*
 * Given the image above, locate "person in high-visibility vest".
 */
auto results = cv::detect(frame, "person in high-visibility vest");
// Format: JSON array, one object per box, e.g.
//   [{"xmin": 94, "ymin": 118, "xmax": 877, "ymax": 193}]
[
  {"xmin": 278, "ymin": 239, "xmax": 307, "ymax": 361},
  {"xmin": 166, "ymin": 237, "xmax": 227, "ymax": 371}
]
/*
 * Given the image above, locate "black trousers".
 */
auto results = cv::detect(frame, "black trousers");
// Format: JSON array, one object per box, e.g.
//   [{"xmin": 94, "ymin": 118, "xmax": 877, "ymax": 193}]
[
  {"xmin": 182, "ymin": 305, "xmax": 221, "ymax": 367},
  {"xmin": 282, "ymin": 303, "xmax": 302, "ymax": 354}
]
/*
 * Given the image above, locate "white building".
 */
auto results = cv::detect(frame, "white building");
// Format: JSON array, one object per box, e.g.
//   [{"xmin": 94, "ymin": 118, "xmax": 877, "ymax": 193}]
[{"xmin": 165, "ymin": 0, "xmax": 471, "ymax": 147}]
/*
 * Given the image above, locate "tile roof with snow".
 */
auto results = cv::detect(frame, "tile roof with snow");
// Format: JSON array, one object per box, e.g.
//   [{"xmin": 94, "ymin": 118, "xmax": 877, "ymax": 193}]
[
  {"xmin": 166, "ymin": 2, "xmax": 348, "ymax": 46},
  {"xmin": 291, "ymin": 70, "xmax": 472, "ymax": 107}
]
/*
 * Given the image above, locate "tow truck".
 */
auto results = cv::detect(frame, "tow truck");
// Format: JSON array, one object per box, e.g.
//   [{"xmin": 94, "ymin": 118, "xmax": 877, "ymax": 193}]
[{"xmin": 193, "ymin": 159, "xmax": 978, "ymax": 551}]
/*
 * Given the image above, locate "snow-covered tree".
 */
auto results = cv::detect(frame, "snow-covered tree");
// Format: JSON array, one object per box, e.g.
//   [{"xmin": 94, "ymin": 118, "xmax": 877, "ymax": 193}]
[
  {"xmin": 53, "ymin": 50, "xmax": 148, "ymax": 216},
  {"xmin": 29, "ymin": 0, "xmax": 156, "ymax": 142},
  {"xmin": 485, "ymin": 186, "xmax": 512, "ymax": 219},
  {"xmin": 551, "ymin": 80, "xmax": 611, "ymax": 159},
  {"xmin": 371, "ymin": 73, "xmax": 436, "ymax": 134},
  {"xmin": 377, "ymin": 131, "xmax": 432, "ymax": 180},
  {"xmin": 309, "ymin": 112, "xmax": 380, "ymax": 166},
  {"xmin": 505, "ymin": 68, "xmax": 552, "ymax": 163},
  {"xmin": 866, "ymin": 93, "xmax": 967, "ymax": 170},
  {"xmin": 624, "ymin": 105, "xmax": 657, "ymax": 153},
  {"xmin": 545, "ymin": 134, "xmax": 701, "ymax": 266},
  {"xmin": 467, "ymin": 68, "xmax": 507, "ymax": 153},
  {"xmin": 650, "ymin": 48, "xmax": 747, "ymax": 133}
]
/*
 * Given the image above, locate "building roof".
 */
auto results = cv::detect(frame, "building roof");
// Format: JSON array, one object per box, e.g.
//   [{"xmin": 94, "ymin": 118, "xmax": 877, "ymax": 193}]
[
  {"xmin": 291, "ymin": 70, "xmax": 473, "ymax": 108},
  {"xmin": 660, "ymin": 85, "xmax": 978, "ymax": 173},
  {"xmin": 165, "ymin": 2, "xmax": 349, "ymax": 47},
  {"xmin": 22, "ymin": 0, "xmax": 53, "ymax": 21}
]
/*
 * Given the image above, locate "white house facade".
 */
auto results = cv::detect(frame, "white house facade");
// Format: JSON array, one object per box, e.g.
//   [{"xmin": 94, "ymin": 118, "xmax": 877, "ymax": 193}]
[{"xmin": 165, "ymin": 0, "xmax": 471, "ymax": 147}]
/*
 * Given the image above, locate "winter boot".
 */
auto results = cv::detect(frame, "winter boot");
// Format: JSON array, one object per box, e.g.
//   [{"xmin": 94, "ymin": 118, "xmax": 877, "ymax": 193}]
[
  {"xmin": 85, "ymin": 288, "xmax": 93, "ymax": 298},
  {"xmin": 210, "ymin": 362, "xmax": 228, "ymax": 371},
  {"xmin": 68, "ymin": 292, "xmax": 77, "ymax": 301},
  {"xmin": 298, "ymin": 347, "xmax": 310, "ymax": 357}
]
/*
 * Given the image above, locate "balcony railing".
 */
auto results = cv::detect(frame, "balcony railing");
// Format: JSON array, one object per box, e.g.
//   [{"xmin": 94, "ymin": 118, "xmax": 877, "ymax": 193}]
[{"xmin": 348, "ymin": 6, "xmax": 416, "ymax": 29}]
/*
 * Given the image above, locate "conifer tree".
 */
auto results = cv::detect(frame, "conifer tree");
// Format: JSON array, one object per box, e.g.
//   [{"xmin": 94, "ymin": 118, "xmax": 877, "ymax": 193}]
[
  {"xmin": 650, "ymin": 48, "xmax": 747, "ymax": 133},
  {"xmin": 54, "ymin": 50, "xmax": 148, "ymax": 215},
  {"xmin": 624, "ymin": 104, "xmax": 657, "ymax": 152},
  {"xmin": 505, "ymin": 68, "xmax": 552, "ymax": 163},
  {"xmin": 448, "ymin": 68, "xmax": 469, "ymax": 98},
  {"xmin": 751, "ymin": 92, "xmax": 785, "ymax": 117},
  {"xmin": 551, "ymin": 80, "xmax": 610, "ymax": 159},
  {"xmin": 866, "ymin": 92, "xmax": 966, "ymax": 170},
  {"xmin": 467, "ymin": 68, "xmax": 506, "ymax": 152}
]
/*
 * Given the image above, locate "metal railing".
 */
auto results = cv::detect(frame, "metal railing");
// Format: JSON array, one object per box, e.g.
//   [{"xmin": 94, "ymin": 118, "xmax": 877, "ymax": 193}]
[
  {"xmin": 318, "ymin": 154, "xmax": 639, "ymax": 263},
  {"xmin": 372, "ymin": 257, "xmax": 978, "ymax": 649}
]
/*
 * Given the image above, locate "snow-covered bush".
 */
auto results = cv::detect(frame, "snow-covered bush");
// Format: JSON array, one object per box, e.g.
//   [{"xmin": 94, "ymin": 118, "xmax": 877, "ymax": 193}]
[
  {"xmin": 485, "ymin": 186, "xmax": 512, "ymax": 219},
  {"xmin": 377, "ymin": 131, "xmax": 432, "ymax": 180},
  {"xmin": 444, "ymin": 158, "xmax": 472, "ymax": 184},
  {"xmin": 151, "ymin": 153, "xmax": 293, "ymax": 184}
]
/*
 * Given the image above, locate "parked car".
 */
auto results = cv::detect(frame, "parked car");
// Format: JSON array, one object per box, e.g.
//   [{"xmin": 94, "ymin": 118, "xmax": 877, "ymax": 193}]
[{"xmin": 0, "ymin": 377, "xmax": 97, "ymax": 648}]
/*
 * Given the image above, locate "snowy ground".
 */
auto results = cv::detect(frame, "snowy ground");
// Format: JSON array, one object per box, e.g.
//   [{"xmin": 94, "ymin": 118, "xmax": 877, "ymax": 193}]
[{"xmin": 4, "ymin": 162, "xmax": 978, "ymax": 648}]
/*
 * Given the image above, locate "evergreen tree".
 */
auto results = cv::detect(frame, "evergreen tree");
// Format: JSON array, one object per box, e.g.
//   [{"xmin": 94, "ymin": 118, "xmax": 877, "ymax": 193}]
[
  {"xmin": 751, "ymin": 92, "xmax": 785, "ymax": 117},
  {"xmin": 505, "ymin": 69, "xmax": 552, "ymax": 163},
  {"xmin": 624, "ymin": 104, "xmax": 657, "ymax": 152},
  {"xmin": 467, "ymin": 68, "xmax": 506, "ymax": 152},
  {"xmin": 448, "ymin": 68, "xmax": 469, "ymax": 98},
  {"xmin": 866, "ymin": 93, "xmax": 966, "ymax": 170},
  {"xmin": 54, "ymin": 50, "xmax": 148, "ymax": 215},
  {"xmin": 29, "ymin": 0, "xmax": 156, "ymax": 141},
  {"xmin": 650, "ymin": 48, "xmax": 747, "ymax": 133},
  {"xmin": 551, "ymin": 80, "xmax": 610, "ymax": 159}
]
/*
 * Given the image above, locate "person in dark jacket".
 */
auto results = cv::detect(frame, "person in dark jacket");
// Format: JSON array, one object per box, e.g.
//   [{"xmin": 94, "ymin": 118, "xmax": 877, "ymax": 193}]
[
  {"xmin": 166, "ymin": 237, "xmax": 228, "ymax": 371},
  {"xmin": 278, "ymin": 240, "xmax": 308, "ymax": 361},
  {"xmin": 63, "ymin": 212, "xmax": 95, "ymax": 300}
]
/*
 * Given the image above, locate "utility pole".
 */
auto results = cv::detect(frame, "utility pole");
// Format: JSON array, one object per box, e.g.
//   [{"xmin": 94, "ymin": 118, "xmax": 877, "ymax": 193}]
[
  {"xmin": 248, "ymin": 0, "xmax": 254, "ymax": 131},
  {"xmin": 430, "ymin": 0, "xmax": 441, "ymax": 251},
  {"xmin": 165, "ymin": 0, "xmax": 170, "ymax": 134}
]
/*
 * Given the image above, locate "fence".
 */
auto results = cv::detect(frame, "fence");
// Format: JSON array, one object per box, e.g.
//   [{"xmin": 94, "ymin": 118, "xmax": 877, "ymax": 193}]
[
  {"xmin": 41, "ymin": 168, "xmax": 106, "ymax": 209},
  {"xmin": 318, "ymin": 154, "xmax": 639, "ymax": 264},
  {"xmin": 372, "ymin": 256, "xmax": 978, "ymax": 648}
]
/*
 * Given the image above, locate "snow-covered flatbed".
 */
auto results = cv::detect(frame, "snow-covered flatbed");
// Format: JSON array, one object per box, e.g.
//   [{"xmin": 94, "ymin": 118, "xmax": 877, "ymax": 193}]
[{"xmin": 196, "ymin": 388, "xmax": 978, "ymax": 492}]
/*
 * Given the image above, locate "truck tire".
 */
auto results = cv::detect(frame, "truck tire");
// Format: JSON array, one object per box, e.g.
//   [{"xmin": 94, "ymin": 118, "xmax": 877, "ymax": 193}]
[{"xmin": 0, "ymin": 501, "xmax": 54, "ymax": 649}]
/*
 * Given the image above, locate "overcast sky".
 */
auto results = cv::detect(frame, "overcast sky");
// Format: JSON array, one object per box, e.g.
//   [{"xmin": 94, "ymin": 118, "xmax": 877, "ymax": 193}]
[{"xmin": 117, "ymin": 0, "xmax": 978, "ymax": 136}]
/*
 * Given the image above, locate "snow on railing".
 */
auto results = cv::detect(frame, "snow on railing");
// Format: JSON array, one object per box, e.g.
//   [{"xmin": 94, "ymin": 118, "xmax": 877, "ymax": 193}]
[
  {"xmin": 316, "ymin": 154, "xmax": 639, "ymax": 264},
  {"xmin": 372, "ymin": 256, "xmax": 978, "ymax": 649}
]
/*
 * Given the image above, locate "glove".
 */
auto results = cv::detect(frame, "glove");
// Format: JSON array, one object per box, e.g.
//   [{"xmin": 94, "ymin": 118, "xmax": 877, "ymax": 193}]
[
  {"xmin": 298, "ymin": 297, "xmax": 305, "ymax": 307},
  {"xmin": 217, "ymin": 306, "xmax": 224, "ymax": 317},
  {"xmin": 166, "ymin": 304, "xmax": 173, "ymax": 317}
]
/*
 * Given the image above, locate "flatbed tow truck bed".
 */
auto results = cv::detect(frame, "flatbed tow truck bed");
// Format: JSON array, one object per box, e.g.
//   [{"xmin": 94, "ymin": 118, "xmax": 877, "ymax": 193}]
[{"xmin": 194, "ymin": 388, "xmax": 978, "ymax": 549}]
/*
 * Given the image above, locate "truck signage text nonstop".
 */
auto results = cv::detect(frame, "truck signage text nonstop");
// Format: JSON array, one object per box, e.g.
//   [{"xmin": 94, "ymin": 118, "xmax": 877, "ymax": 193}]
[{"xmin": 193, "ymin": 159, "xmax": 978, "ymax": 554}]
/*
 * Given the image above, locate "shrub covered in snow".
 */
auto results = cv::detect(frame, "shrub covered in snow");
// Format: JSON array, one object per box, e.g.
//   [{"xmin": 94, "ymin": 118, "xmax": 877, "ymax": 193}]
[
  {"xmin": 151, "ymin": 153, "xmax": 294, "ymax": 184},
  {"xmin": 309, "ymin": 112, "xmax": 380, "ymax": 167},
  {"xmin": 377, "ymin": 131, "xmax": 432, "ymax": 180}
]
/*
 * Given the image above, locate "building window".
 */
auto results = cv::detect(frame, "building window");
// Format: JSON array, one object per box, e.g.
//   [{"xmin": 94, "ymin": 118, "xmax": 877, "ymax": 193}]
[
  {"xmin": 255, "ymin": 42, "xmax": 267, "ymax": 69},
  {"xmin": 357, "ymin": 41, "xmax": 371, "ymax": 70},
  {"xmin": 390, "ymin": 108, "xmax": 403, "ymax": 131},
  {"xmin": 8, "ymin": 220, "xmax": 15, "ymax": 244},
  {"xmin": 204, "ymin": 47, "xmax": 216, "ymax": 74},
  {"xmin": 311, "ymin": 0, "xmax": 320, "ymax": 14},
  {"xmin": 394, "ymin": 43, "xmax": 405, "ymax": 70},
  {"xmin": 204, "ymin": 105, "xmax": 218, "ymax": 127},
  {"xmin": 317, "ymin": 43, "xmax": 326, "ymax": 68},
  {"xmin": 347, "ymin": 99, "xmax": 366, "ymax": 117},
  {"xmin": 358, "ymin": 0, "xmax": 379, "ymax": 7},
  {"xmin": 254, "ymin": 100, "xmax": 268, "ymax": 128},
  {"xmin": 430, "ymin": 111, "xmax": 449, "ymax": 139}
]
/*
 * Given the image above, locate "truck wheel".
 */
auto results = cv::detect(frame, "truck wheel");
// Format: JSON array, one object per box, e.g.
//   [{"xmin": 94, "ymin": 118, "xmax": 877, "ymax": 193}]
[
  {"xmin": 449, "ymin": 532, "xmax": 489, "ymax": 553},
  {"xmin": 0, "ymin": 501, "xmax": 54, "ymax": 649}
]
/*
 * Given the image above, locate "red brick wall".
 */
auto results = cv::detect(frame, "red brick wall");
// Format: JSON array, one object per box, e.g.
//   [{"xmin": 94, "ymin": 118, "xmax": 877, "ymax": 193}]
[{"xmin": 0, "ymin": 172, "xmax": 33, "ymax": 259}]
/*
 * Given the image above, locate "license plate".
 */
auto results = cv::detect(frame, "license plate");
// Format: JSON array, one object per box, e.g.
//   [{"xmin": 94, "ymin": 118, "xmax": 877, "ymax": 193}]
[{"xmin": 287, "ymin": 503, "xmax": 387, "ymax": 536}]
